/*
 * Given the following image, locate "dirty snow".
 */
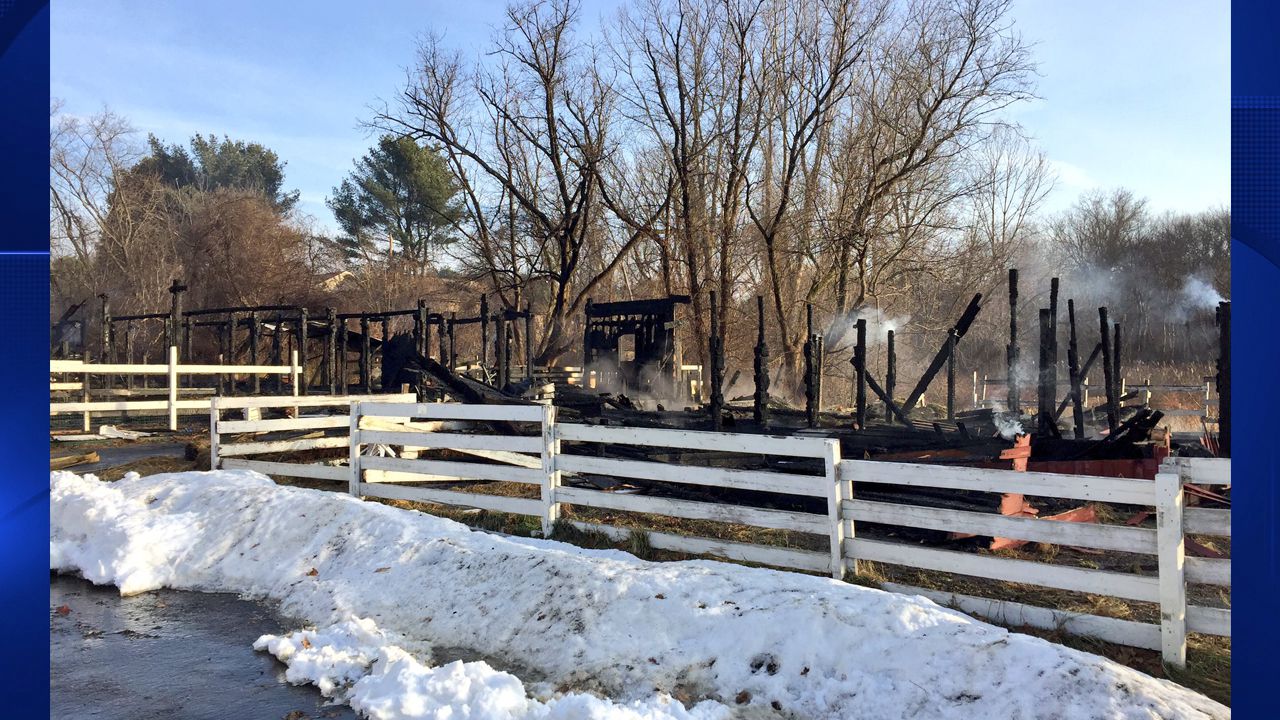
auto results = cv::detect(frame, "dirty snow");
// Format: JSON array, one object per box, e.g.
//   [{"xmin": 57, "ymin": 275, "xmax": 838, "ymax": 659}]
[
  {"xmin": 255, "ymin": 618, "xmax": 727, "ymax": 720},
  {"xmin": 50, "ymin": 470, "xmax": 1228, "ymax": 719}
]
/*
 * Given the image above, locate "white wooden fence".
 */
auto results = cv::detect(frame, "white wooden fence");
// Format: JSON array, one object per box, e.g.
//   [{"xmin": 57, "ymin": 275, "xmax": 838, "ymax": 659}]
[
  {"xmin": 226, "ymin": 400, "xmax": 1229, "ymax": 668},
  {"xmin": 209, "ymin": 393, "xmax": 417, "ymax": 482},
  {"xmin": 51, "ymin": 346, "xmax": 302, "ymax": 431}
]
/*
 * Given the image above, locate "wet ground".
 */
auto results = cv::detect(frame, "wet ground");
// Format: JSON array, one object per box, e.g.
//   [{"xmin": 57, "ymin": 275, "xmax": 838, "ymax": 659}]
[
  {"xmin": 50, "ymin": 574, "xmax": 357, "ymax": 720},
  {"xmin": 54, "ymin": 442, "xmax": 189, "ymax": 474}
]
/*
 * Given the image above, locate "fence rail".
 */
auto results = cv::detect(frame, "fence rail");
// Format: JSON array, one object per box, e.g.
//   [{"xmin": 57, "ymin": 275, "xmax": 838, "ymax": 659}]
[
  {"xmin": 209, "ymin": 393, "xmax": 416, "ymax": 482},
  {"xmin": 221, "ymin": 400, "xmax": 1231, "ymax": 668},
  {"xmin": 51, "ymin": 346, "xmax": 302, "ymax": 430}
]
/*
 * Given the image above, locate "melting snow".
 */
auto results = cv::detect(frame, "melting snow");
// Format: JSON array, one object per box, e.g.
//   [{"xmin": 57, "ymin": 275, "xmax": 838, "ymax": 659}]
[{"xmin": 50, "ymin": 470, "xmax": 1227, "ymax": 719}]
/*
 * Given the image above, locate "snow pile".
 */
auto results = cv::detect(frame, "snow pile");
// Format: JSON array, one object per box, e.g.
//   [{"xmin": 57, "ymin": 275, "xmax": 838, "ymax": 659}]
[
  {"xmin": 256, "ymin": 618, "xmax": 728, "ymax": 720},
  {"xmin": 50, "ymin": 470, "xmax": 1228, "ymax": 719}
]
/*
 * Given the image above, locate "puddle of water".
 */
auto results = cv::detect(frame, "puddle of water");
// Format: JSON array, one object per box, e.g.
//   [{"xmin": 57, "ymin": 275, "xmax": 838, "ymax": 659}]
[{"xmin": 50, "ymin": 574, "xmax": 358, "ymax": 720}]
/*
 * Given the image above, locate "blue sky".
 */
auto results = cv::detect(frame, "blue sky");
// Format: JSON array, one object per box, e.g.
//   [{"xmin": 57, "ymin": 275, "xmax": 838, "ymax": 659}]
[{"xmin": 51, "ymin": 0, "xmax": 1229, "ymax": 229}]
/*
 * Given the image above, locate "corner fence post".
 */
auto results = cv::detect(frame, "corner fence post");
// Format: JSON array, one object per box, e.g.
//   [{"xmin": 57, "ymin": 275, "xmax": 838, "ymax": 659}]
[
  {"xmin": 348, "ymin": 401, "xmax": 363, "ymax": 498},
  {"xmin": 209, "ymin": 396, "xmax": 220, "ymax": 471},
  {"xmin": 825, "ymin": 440, "xmax": 847, "ymax": 580},
  {"xmin": 167, "ymin": 345, "xmax": 179, "ymax": 431},
  {"xmin": 540, "ymin": 404, "xmax": 561, "ymax": 537},
  {"xmin": 1156, "ymin": 469, "xmax": 1188, "ymax": 669}
]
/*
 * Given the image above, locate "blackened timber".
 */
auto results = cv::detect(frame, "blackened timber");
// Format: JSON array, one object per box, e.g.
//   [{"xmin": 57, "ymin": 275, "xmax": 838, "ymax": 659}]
[
  {"xmin": 1098, "ymin": 307, "xmax": 1118, "ymax": 432},
  {"xmin": 381, "ymin": 316, "xmax": 391, "ymax": 391},
  {"xmin": 439, "ymin": 315, "xmax": 449, "ymax": 367},
  {"xmin": 851, "ymin": 353, "xmax": 912, "ymax": 425},
  {"xmin": 1056, "ymin": 341, "xmax": 1101, "ymax": 422},
  {"xmin": 1037, "ymin": 309, "xmax": 1056, "ymax": 436},
  {"xmin": 1049, "ymin": 277, "xmax": 1059, "ymax": 372},
  {"xmin": 168, "ymin": 279, "xmax": 186, "ymax": 348},
  {"xmin": 298, "ymin": 308, "xmax": 310, "ymax": 395},
  {"xmin": 885, "ymin": 329, "xmax": 896, "ymax": 421},
  {"xmin": 479, "ymin": 295, "xmax": 490, "ymax": 367},
  {"xmin": 585, "ymin": 296, "xmax": 692, "ymax": 316},
  {"xmin": 900, "ymin": 293, "xmax": 984, "ymax": 414},
  {"xmin": 947, "ymin": 329, "xmax": 957, "ymax": 421},
  {"xmin": 1007, "ymin": 269, "xmax": 1019, "ymax": 413},
  {"xmin": 1066, "ymin": 299, "xmax": 1084, "ymax": 438},
  {"xmin": 249, "ymin": 312, "xmax": 261, "ymax": 394},
  {"xmin": 448, "ymin": 313, "xmax": 457, "ymax": 368},
  {"xmin": 709, "ymin": 291, "xmax": 725, "ymax": 430},
  {"xmin": 525, "ymin": 303, "xmax": 534, "ymax": 381},
  {"xmin": 1217, "ymin": 301, "xmax": 1230, "ymax": 457},
  {"xmin": 415, "ymin": 300, "xmax": 428, "ymax": 359},
  {"xmin": 805, "ymin": 304, "xmax": 818, "ymax": 427},
  {"xmin": 360, "ymin": 316, "xmax": 371, "ymax": 393},
  {"xmin": 326, "ymin": 308, "xmax": 338, "ymax": 394},
  {"xmin": 1112, "ymin": 322, "xmax": 1122, "ymax": 413},
  {"xmin": 337, "ymin": 321, "xmax": 349, "ymax": 392},
  {"xmin": 753, "ymin": 296, "xmax": 770, "ymax": 427},
  {"xmin": 855, "ymin": 319, "xmax": 868, "ymax": 427},
  {"xmin": 272, "ymin": 312, "xmax": 284, "ymax": 394},
  {"xmin": 98, "ymin": 294, "xmax": 110, "ymax": 363}
]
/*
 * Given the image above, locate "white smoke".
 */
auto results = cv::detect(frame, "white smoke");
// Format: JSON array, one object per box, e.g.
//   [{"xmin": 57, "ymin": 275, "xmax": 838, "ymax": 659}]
[
  {"xmin": 1179, "ymin": 276, "xmax": 1225, "ymax": 312},
  {"xmin": 993, "ymin": 411, "xmax": 1025, "ymax": 440},
  {"xmin": 826, "ymin": 307, "xmax": 913, "ymax": 354}
]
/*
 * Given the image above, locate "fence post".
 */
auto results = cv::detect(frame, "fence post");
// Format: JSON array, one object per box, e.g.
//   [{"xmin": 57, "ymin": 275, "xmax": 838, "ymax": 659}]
[
  {"xmin": 824, "ymin": 440, "xmax": 847, "ymax": 580},
  {"xmin": 348, "ymin": 401, "xmax": 363, "ymax": 498},
  {"xmin": 81, "ymin": 354, "xmax": 91, "ymax": 433},
  {"xmin": 167, "ymin": 345, "xmax": 179, "ymax": 431},
  {"xmin": 209, "ymin": 396, "xmax": 220, "ymax": 471},
  {"xmin": 540, "ymin": 404, "xmax": 561, "ymax": 537},
  {"xmin": 289, "ymin": 349, "xmax": 301, "ymax": 419},
  {"xmin": 1155, "ymin": 470, "xmax": 1188, "ymax": 669}
]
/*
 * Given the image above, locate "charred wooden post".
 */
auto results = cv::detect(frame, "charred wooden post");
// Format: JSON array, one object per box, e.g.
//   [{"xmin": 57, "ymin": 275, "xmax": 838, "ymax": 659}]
[
  {"xmin": 181, "ymin": 316, "xmax": 192, "ymax": 389},
  {"xmin": 814, "ymin": 332, "xmax": 825, "ymax": 421},
  {"xmin": 947, "ymin": 328, "xmax": 957, "ymax": 421},
  {"xmin": 1098, "ymin": 307, "xmax": 1118, "ymax": 432},
  {"xmin": 494, "ymin": 312, "xmax": 508, "ymax": 388},
  {"xmin": 709, "ymin": 291, "xmax": 725, "ymax": 430},
  {"xmin": 885, "ymin": 329, "xmax": 896, "ymax": 420},
  {"xmin": 167, "ymin": 279, "xmax": 187, "ymax": 350},
  {"xmin": 272, "ymin": 312, "xmax": 284, "ymax": 393},
  {"xmin": 1007, "ymin": 269, "xmax": 1019, "ymax": 413},
  {"xmin": 438, "ymin": 315, "xmax": 449, "ymax": 366},
  {"xmin": 1111, "ymin": 322, "xmax": 1122, "ymax": 412},
  {"xmin": 479, "ymin": 295, "xmax": 490, "ymax": 368},
  {"xmin": 855, "ymin": 318, "xmax": 867, "ymax": 428},
  {"xmin": 337, "ymin": 320, "xmax": 349, "ymax": 393},
  {"xmin": 380, "ymin": 315, "xmax": 391, "ymax": 392},
  {"xmin": 296, "ymin": 308, "xmax": 309, "ymax": 395},
  {"xmin": 448, "ymin": 313, "xmax": 457, "ymax": 369},
  {"xmin": 1066, "ymin": 300, "xmax": 1085, "ymax": 438},
  {"xmin": 1217, "ymin": 301, "xmax": 1231, "ymax": 457},
  {"xmin": 98, "ymin": 294, "xmax": 110, "ymax": 366},
  {"xmin": 246, "ymin": 312, "xmax": 259, "ymax": 394},
  {"xmin": 525, "ymin": 303, "xmax": 534, "ymax": 381},
  {"xmin": 1037, "ymin": 309, "xmax": 1055, "ymax": 435},
  {"xmin": 415, "ymin": 300, "xmax": 428, "ymax": 359},
  {"xmin": 325, "ymin": 308, "xmax": 337, "ymax": 395},
  {"xmin": 901, "ymin": 293, "xmax": 984, "ymax": 414},
  {"xmin": 1049, "ymin": 277, "xmax": 1059, "ymax": 367},
  {"xmin": 218, "ymin": 313, "xmax": 233, "ymax": 395},
  {"xmin": 360, "ymin": 316, "xmax": 371, "ymax": 393},
  {"xmin": 123, "ymin": 320, "xmax": 134, "ymax": 392},
  {"xmin": 804, "ymin": 304, "xmax": 818, "ymax": 427},
  {"xmin": 753, "ymin": 296, "xmax": 770, "ymax": 426}
]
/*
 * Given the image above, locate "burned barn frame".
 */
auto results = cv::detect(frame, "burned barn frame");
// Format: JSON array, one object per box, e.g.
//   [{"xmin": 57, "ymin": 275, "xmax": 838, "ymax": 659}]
[{"xmin": 582, "ymin": 295, "xmax": 690, "ymax": 399}]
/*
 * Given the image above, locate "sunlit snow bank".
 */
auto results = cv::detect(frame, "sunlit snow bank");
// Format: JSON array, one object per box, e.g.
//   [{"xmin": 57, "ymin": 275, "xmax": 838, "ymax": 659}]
[
  {"xmin": 255, "ymin": 618, "xmax": 726, "ymax": 720},
  {"xmin": 50, "ymin": 470, "xmax": 1228, "ymax": 719}
]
